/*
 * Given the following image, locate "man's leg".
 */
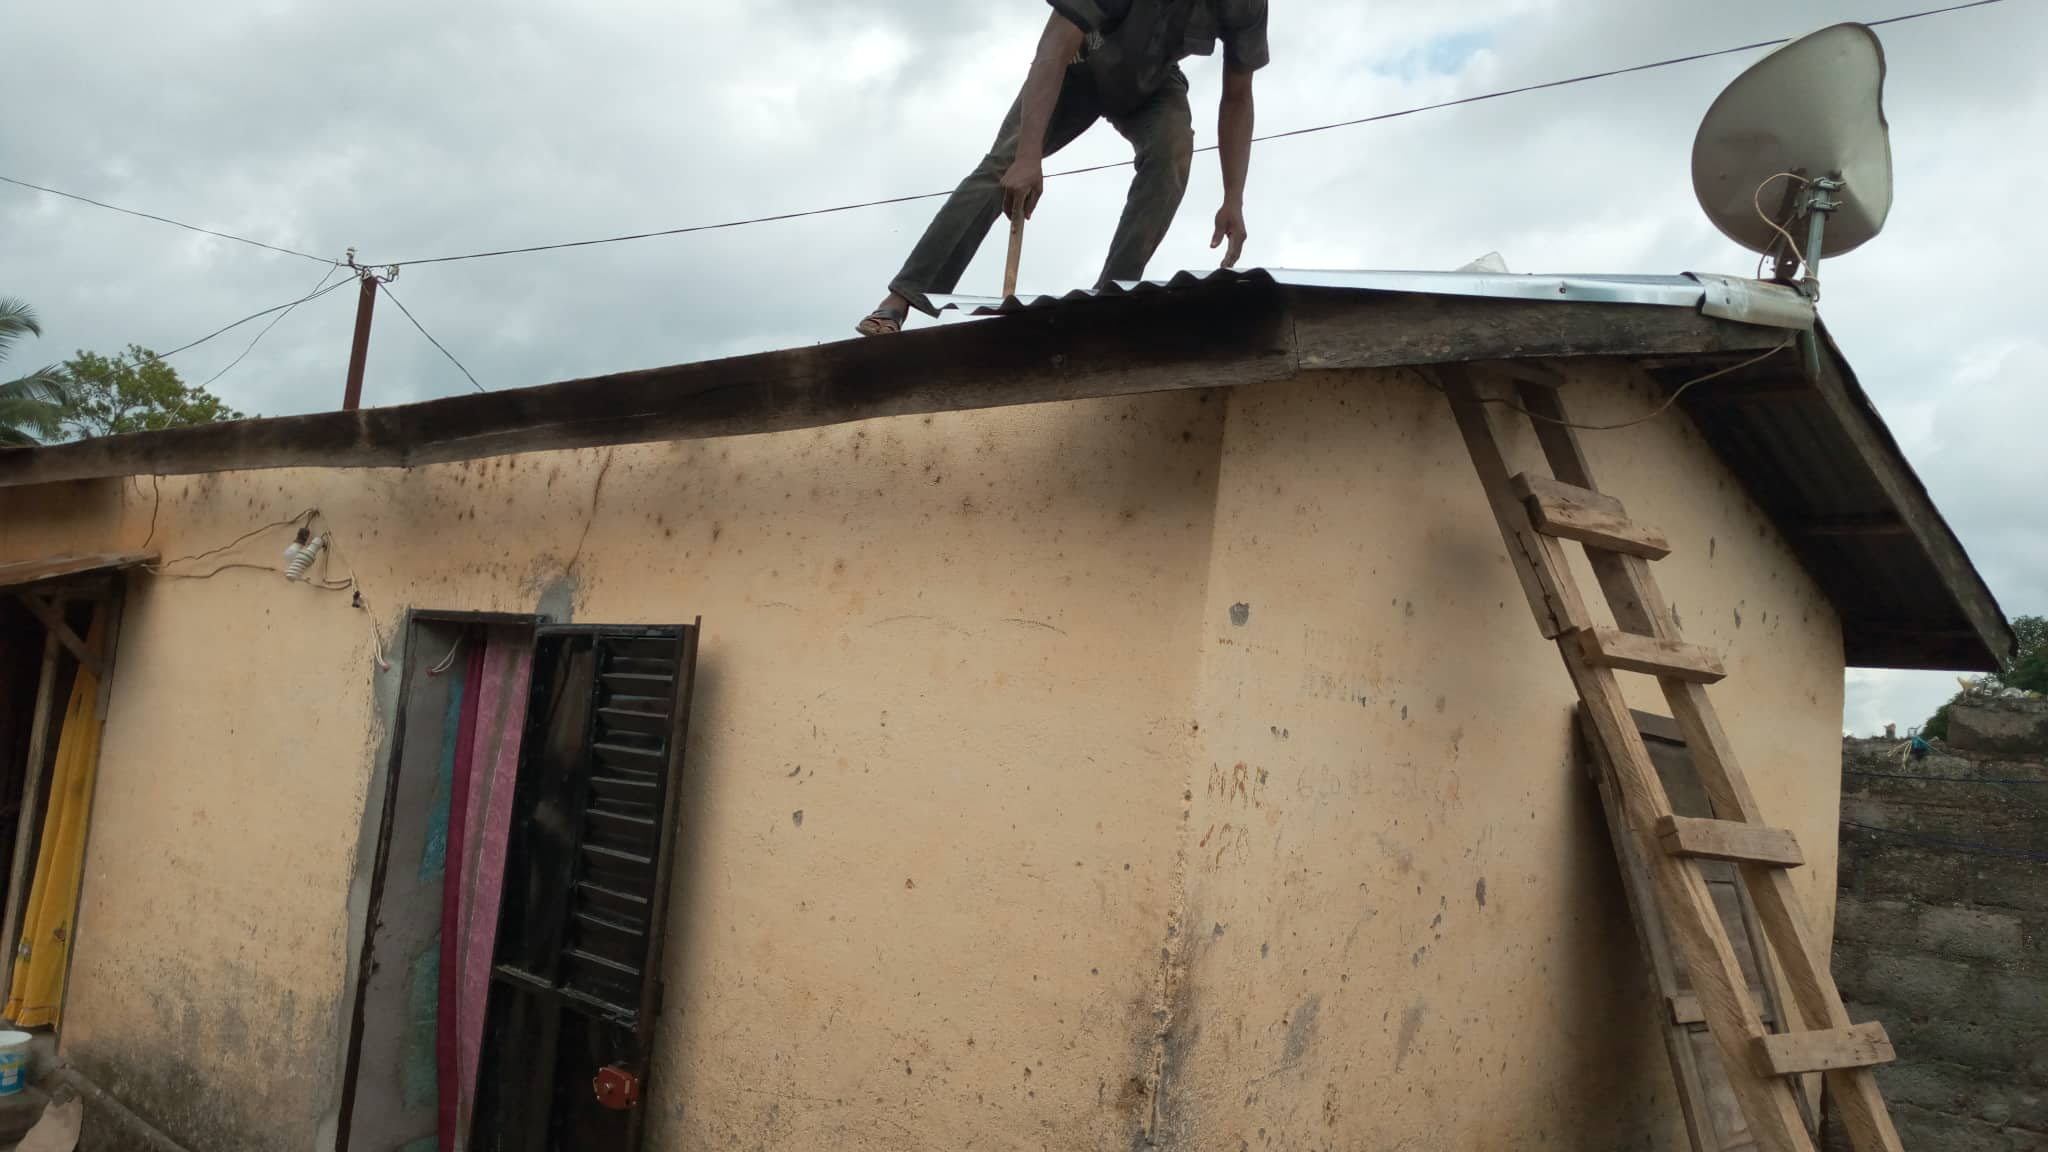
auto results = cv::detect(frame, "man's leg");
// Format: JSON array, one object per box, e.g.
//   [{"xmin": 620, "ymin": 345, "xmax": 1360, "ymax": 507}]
[
  {"xmin": 1098, "ymin": 67, "xmax": 1194, "ymax": 286},
  {"xmin": 881, "ymin": 68, "xmax": 1101, "ymax": 318}
]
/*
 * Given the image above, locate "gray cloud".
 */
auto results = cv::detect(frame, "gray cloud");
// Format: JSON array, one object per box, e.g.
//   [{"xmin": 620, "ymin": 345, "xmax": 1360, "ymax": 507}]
[{"xmin": 3, "ymin": 0, "xmax": 2041, "ymax": 732}]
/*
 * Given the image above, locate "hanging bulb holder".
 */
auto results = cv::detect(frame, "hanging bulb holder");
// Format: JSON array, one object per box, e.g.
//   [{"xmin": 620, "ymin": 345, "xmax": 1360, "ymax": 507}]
[{"xmin": 283, "ymin": 529, "xmax": 327, "ymax": 582}]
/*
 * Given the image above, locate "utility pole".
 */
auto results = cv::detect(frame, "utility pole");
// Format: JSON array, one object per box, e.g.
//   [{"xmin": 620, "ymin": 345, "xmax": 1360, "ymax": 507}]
[{"xmin": 341, "ymin": 249, "xmax": 398, "ymax": 412}]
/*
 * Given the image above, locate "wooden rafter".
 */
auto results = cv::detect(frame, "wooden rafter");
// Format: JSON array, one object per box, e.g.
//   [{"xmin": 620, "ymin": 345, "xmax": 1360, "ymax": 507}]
[{"xmin": 12, "ymin": 591, "xmax": 103, "ymax": 677}]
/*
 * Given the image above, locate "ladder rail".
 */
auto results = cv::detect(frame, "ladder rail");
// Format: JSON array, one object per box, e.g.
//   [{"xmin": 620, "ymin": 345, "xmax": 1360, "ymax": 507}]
[
  {"xmin": 1506, "ymin": 374, "xmax": 1901, "ymax": 1152},
  {"xmin": 1443, "ymin": 366, "xmax": 1814, "ymax": 1152},
  {"xmin": 1440, "ymin": 363, "xmax": 1902, "ymax": 1152}
]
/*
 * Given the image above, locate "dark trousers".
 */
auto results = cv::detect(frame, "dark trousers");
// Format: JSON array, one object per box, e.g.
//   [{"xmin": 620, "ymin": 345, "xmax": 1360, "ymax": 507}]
[{"xmin": 890, "ymin": 64, "xmax": 1195, "ymax": 315}]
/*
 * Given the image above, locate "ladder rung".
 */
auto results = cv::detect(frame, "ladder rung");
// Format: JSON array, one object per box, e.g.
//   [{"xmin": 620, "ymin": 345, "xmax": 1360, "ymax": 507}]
[
  {"xmin": 1657, "ymin": 815, "xmax": 1804, "ymax": 867},
  {"xmin": 1512, "ymin": 474, "xmax": 1672, "ymax": 559},
  {"xmin": 1668, "ymin": 992, "xmax": 1705, "ymax": 1025},
  {"xmin": 1753, "ymin": 1022, "xmax": 1896, "ymax": 1076},
  {"xmin": 1573, "ymin": 627, "xmax": 1726, "ymax": 683}
]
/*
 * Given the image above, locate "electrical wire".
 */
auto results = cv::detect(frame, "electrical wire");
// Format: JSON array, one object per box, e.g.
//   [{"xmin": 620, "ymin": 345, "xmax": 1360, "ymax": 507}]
[
  {"xmin": 299, "ymin": 514, "xmax": 392, "ymax": 668},
  {"xmin": 151, "ymin": 277, "xmax": 356, "ymax": 363},
  {"xmin": 1753, "ymin": 172, "xmax": 1812, "ymax": 274},
  {"xmin": 1841, "ymin": 819, "xmax": 2048, "ymax": 862},
  {"xmin": 0, "ymin": 0, "xmax": 2008, "ymax": 276},
  {"xmin": 199, "ymin": 263, "xmax": 346, "ymax": 390},
  {"xmin": 134, "ymin": 507, "xmax": 387, "ymax": 668},
  {"xmin": 1408, "ymin": 340, "xmax": 1796, "ymax": 432},
  {"xmin": 1526, "ymin": 342, "xmax": 1796, "ymax": 430},
  {"xmin": 377, "ymin": 282, "xmax": 485, "ymax": 393},
  {"xmin": 140, "ymin": 518, "xmax": 350, "ymax": 591},
  {"xmin": 0, "ymin": 173, "xmax": 335, "ymax": 265},
  {"xmin": 148, "ymin": 508, "xmax": 314, "ymax": 570},
  {"xmin": 148, "ymin": 561, "xmax": 350, "ymax": 586},
  {"xmin": 368, "ymin": 0, "xmax": 2014, "ymax": 268},
  {"xmin": 427, "ymin": 634, "xmax": 466, "ymax": 676},
  {"xmin": 138, "ymin": 474, "xmax": 161, "ymax": 552}
]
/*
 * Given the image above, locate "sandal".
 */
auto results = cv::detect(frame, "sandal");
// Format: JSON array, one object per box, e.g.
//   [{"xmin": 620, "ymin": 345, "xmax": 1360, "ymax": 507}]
[{"xmin": 856, "ymin": 306, "xmax": 906, "ymax": 337}]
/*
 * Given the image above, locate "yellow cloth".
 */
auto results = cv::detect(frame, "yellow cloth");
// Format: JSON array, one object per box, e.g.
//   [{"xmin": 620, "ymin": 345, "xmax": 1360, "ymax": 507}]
[{"xmin": 5, "ymin": 608, "xmax": 105, "ymax": 1027}]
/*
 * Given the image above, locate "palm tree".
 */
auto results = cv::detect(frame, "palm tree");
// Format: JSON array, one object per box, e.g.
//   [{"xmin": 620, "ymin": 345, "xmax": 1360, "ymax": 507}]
[{"xmin": 0, "ymin": 299, "xmax": 72, "ymax": 447}]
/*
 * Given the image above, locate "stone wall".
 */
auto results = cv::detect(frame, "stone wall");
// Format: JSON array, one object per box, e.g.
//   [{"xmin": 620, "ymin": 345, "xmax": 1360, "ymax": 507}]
[{"xmin": 1828, "ymin": 700, "xmax": 2048, "ymax": 1150}]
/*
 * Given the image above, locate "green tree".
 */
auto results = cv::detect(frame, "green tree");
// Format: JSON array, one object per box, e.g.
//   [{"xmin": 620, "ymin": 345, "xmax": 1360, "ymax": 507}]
[
  {"xmin": 0, "ymin": 299, "xmax": 72, "ymax": 447},
  {"xmin": 1923, "ymin": 614, "xmax": 2047, "ymax": 739},
  {"xmin": 60, "ymin": 345, "xmax": 245, "ymax": 438}
]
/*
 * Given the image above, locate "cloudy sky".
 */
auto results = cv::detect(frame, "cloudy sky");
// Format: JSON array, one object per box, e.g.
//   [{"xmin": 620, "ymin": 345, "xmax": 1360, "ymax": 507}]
[{"xmin": 2, "ymin": 0, "xmax": 2041, "ymax": 733}]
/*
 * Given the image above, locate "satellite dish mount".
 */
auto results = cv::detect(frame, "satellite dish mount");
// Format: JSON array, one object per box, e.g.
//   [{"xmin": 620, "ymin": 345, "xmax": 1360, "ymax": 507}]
[{"xmin": 1764, "ymin": 173, "xmax": 1846, "ymax": 296}]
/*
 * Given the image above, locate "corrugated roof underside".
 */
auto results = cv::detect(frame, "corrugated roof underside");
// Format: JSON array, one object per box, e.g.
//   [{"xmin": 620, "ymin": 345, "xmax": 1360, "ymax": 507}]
[{"xmin": 1672, "ymin": 378, "xmax": 1993, "ymax": 670}]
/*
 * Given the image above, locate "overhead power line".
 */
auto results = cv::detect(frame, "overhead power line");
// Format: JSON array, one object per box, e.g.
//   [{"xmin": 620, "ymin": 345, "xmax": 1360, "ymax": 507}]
[
  {"xmin": 374, "ymin": 0, "xmax": 2012, "ymax": 268},
  {"xmin": 1255, "ymin": 0, "xmax": 2010, "ymax": 148},
  {"xmin": 377, "ymin": 282, "xmax": 486, "ymax": 393},
  {"xmin": 152, "ymin": 275, "xmax": 356, "ymax": 362},
  {"xmin": 0, "ymin": 173, "xmax": 335, "ymax": 265},
  {"xmin": 0, "ymin": 0, "xmax": 2011, "ymax": 279},
  {"xmin": 199, "ymin": 263, "xmax": 346, "ymax": 389}
]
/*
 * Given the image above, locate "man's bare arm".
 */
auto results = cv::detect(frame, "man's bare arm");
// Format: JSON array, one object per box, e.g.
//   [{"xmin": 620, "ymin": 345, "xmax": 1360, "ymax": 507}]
[
  {"xmin": 1001, "ymin": 12, "xmax": 1087, "ymax": 221},
  {"xmin": 1211, "ymin": 68, "xmax": 1255, "ymax": 267}
]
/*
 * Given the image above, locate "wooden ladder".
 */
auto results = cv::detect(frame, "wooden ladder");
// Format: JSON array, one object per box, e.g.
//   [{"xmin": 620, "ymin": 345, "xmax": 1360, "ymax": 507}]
[{"xmin": 1440, "ymin": 363, "xmax": 1903, "ymax": 1152}]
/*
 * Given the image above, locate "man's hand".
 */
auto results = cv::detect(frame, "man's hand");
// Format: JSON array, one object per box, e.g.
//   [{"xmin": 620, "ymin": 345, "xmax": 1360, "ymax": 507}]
[
  {"xmin": 1215, "ymin": 67, "xmax": 1254, "ymax": 268},
  {"xmin": 1001, "ymin": 155, "xmax": 1045, "ymax": 221},
  {"xmin": 1212, "ymin": 201, "xmax": 1247, "ymax": 268}
]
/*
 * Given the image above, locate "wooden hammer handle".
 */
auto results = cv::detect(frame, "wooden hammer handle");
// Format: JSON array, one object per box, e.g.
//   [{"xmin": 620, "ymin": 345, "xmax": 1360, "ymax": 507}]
[{"xmin": 1003, "ymin": 215, "xmax": 1025, "ymax": 299}]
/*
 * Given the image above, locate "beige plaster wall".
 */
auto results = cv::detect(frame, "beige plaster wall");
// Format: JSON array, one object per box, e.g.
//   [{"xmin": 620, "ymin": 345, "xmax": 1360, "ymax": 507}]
[
  {"xmin": 1169, "ymin": 364, "xmax": 1843, "ymax": 1150},
  {"xmin": 0, "ymin": 363, "xmax": 1843, "ymax": 1152}
]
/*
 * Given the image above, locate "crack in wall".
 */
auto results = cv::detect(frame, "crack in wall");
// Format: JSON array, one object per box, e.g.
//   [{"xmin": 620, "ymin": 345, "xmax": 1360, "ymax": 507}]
[{"xmin": 1134, "ymin": 817, "xmax": 1193, "ymax": 1149}]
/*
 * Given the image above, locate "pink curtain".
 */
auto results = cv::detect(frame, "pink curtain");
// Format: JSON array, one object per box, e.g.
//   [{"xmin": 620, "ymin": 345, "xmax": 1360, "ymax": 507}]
[{"xmin": 439, "ymin": 629, "xmax": 534, "ymax": 1152}]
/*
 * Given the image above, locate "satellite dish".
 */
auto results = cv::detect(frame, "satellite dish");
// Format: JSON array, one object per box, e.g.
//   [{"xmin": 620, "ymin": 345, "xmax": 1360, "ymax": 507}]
[{"xmin": 1692, "ymin": 23, "xmax": 1893, "ymax": 289}]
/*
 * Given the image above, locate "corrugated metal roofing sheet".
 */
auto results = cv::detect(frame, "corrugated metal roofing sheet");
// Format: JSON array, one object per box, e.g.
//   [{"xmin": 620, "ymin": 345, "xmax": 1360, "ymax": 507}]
[{"xmin": 930, "ymin": 267, "xmax": 1815, "ymax": 328}]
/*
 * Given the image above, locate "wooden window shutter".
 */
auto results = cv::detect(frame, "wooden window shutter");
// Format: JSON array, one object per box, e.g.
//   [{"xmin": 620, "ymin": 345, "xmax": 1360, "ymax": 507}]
[{"xmin": 472, "ymin": 623, "xmax": 700, "ymax": 1152}]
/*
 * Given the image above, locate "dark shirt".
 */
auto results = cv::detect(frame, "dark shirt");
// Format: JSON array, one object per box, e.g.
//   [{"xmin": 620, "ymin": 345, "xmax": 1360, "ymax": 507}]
[{"xmin": 1050, "ymin": 0, "xmax": 1270, "ymax": 111}]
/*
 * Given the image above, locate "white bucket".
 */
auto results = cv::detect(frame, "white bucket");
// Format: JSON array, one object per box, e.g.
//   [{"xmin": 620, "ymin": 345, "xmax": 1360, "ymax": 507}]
[{"xmin": 0, "ymin": 1030, "xmax": 30, "ymax": 1095}]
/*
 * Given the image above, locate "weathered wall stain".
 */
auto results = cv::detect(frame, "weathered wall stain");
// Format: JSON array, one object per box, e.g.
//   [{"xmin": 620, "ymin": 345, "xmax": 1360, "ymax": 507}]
[
  {"xmin": 1392, "ymin": 1001, "xmax": 1426, "ymax": 1071},
  {"xmin": 66, "ymin": 956, "xmax": 324, "ymax": 1152},
  {"xmin": 1280, "ymin": 994, "xmax": 1321, "ymax": 1065}
]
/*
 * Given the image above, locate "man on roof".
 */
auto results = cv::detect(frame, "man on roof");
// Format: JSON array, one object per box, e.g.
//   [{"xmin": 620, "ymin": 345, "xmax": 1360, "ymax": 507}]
[{"xmin": 856, "ymin": 0, "xmax": 1269, "ymax": 336}]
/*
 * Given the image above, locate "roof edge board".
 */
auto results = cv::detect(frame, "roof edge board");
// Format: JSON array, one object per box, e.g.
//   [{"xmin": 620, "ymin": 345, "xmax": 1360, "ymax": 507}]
[
  {"xmin": 0, "ymin": 283, "xmax": 1774, "ymax": 490},
  {"xmin": 0, "ymin": 552, "xmax": 158, "ymax": 591}
]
